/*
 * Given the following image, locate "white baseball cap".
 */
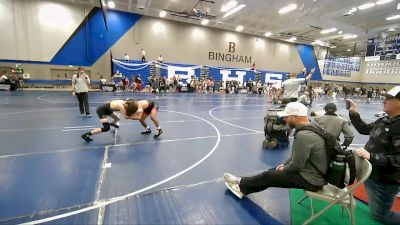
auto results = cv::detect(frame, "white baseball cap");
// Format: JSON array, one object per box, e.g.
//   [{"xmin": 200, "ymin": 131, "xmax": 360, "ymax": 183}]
[
  {"xmin": 276, "ymin": 102, "xmax": 308, "ymax": 117},
  {"xmin": 382, "ymin": 86, "xmax": 400, "ymax": 99}
]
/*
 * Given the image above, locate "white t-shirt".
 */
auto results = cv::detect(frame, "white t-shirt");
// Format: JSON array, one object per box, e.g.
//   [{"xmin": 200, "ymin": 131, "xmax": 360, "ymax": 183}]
[
  {"xmin": 142, "ymin": 50, "xmax": 145, "ymax": 56},
  {"xmin": 72, "ymin": 73, "xmax": 90, "ymax": 93},
  {"xmin": 282, "ymin": 78, "xmax": 305, "ymax": 99},
  {"xmin": 124, "ymin": 55, "xmax": 130, "ymax": 61}
]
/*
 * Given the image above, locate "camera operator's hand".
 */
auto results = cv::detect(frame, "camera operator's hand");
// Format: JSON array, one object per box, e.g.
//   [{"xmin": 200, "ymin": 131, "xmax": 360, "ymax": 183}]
[
  {"xmin": 355, "ymin": 148, "xmax": 370, "ymax": 160},
  {"xmin": 347, "ymin": 99, "xmax": 357, "ymax": 113}
]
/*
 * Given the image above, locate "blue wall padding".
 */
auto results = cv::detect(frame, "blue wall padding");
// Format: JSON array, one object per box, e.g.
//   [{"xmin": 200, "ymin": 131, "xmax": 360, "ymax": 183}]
[
  {"xmin": 50, "ymin": 8, "xmax": 141, "ymax": 66},
  {"xmin": 295, "ymin": 44, "xmax": 323, "ymax": 81}
]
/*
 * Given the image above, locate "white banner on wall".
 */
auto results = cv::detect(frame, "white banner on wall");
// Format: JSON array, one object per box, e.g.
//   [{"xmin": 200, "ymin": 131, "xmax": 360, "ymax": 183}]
[
  {"xmin": 167, "ymin": 66, "xmax": 195, "ymax": 82},
  {"xmin": 265, "ymin": 73, "xmax": 283, "ymax": 87},
  {"xmin": 220, "ymin": 70, "xmax": 246, "ymax": 86},
  {"xmin": 365, "ymin": 56, "xmax": 381, "ymax": 62}
]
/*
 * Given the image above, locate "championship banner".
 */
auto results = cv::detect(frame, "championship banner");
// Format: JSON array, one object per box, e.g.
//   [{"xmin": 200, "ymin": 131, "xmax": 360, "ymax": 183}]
[{"xmin": 366, "ymin": 34, "xmax": 400, "ymax": 60}]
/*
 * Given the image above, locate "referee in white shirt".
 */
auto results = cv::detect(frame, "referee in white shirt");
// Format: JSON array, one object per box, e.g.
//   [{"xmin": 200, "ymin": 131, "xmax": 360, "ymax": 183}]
[
  {"xmin": 72, "ymin": 67, "xmax": 91, "ymax": 117},
  {"xmin": 280, "ymin": 68, "xmax": 314, "ymax": 102}
]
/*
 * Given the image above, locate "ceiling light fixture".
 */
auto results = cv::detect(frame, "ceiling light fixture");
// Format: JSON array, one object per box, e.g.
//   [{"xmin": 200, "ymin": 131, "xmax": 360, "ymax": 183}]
[
  {"xmin": 343, "ymin": 34, "xmax": 358, "ymax": 39},
  {"xmin": 348, "ymin": 7, "xmax": 357, "ymax": 14},
  {"xmin": 287, "ymin": 37, "xmax": 297, "ymax": 42},
  {"xmin": 264, "ymin": 32, "xmax": 272, "ymax": 37},
  {"xmin": 107, "ymin": 1, "xmax": 115, "ymax": 9},
  {"xmin": 330, "ymin": 46, "xmax": 337, "ymax": 48},
  {"xmin": 398, "ymin": 3, "xmax": 400, "ymax": 9},
  {"xmin": 223, "ymin": 4, "xmax": 246, "ymax": 18},
  {"xmin": 200, "ymin": 19, "xmax": 209, "ymax": 25},
  {"xmin": 346, "ymin": 49, "xmax": 351, "ymax": 52},
  {"xmin": 338, "ymin": 30, "xmax": 343, "ymax": 34},
  {"xmin": 358, "ymin": 3, "xmax": 375, "ymax": 10},
  {"xmin": 278, "ymin": 4, "xmax": 297, "ymax": 14},
  {"xmin": 376, "ymin": 0, "xmax": 394, "ymax": 5},
  {"xmin": 159, "ymin": 10, "xmax": 167, "ymax": 17},
  {"xmin": 235, "ymin": 25, "xmax": 244, "ymax": 32},
  {"xmin": 220, "ymin": 0, "xmax": 238, "ymax": 12},
  {"xmin": 386, "ymin": 15, "xmax": 400, "ymax": 20},
  {"xmin": 321, "ymin": 28, "xmax": 337, "ymax": 34}
]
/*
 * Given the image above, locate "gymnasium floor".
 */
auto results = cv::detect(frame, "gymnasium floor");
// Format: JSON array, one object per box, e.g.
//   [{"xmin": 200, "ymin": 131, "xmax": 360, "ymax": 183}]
[{"xmin": 0, "ymin": 91, "xmax": 380, "ymax": 225}]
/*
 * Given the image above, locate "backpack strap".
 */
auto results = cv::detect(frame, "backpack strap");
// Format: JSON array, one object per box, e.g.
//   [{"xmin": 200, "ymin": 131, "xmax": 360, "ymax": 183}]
[
  {"xmin": 346, "ymin": 153, "xmax": 356, "ymax": 185},
  {"xmin": 295, "ymin": 125, "xmax": 328, "ymax": 139}
]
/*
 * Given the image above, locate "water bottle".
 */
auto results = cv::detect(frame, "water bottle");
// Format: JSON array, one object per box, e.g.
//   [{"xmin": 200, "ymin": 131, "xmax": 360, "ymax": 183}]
[{"xmin": 328, "ymin": 155, "xmax": 346, "ymax": 188}]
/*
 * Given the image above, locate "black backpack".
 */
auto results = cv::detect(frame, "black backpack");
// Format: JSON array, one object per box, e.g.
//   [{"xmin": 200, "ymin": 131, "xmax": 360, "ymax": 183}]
[{"xmin": 295, "ymin": 125, "xmax": 356, "ymax": 188}]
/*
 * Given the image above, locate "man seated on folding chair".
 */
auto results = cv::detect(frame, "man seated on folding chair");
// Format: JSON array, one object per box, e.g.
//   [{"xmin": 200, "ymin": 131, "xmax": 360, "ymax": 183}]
[{"xmin": 224, "ymin": 102, "xmax": 328, "ymax": 198}]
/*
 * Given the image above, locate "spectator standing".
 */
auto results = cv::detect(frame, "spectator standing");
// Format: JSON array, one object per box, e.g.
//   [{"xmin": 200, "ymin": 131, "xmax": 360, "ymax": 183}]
[{"xmin": 72, "ymin": 67, "xmax": 91, "ymax": 117}]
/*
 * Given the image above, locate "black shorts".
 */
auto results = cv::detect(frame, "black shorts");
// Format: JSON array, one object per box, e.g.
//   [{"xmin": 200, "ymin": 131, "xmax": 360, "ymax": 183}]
[
  {"xmin": 96, "ymin": 103, "xmax": 114, "ymax": 118},
  {"xmin": 143, "ymin": 100, "xmax": 159, "ymax": 115},
  {"xmin": 282, "ymin": 98, "xmax": 298, "ymax": 103}
]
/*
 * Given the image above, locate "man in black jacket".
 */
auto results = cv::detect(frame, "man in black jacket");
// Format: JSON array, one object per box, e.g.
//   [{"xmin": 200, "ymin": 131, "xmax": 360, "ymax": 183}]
[{"xmin": 348, "ymin": 85, "xmax": 400, "ymax": 225}]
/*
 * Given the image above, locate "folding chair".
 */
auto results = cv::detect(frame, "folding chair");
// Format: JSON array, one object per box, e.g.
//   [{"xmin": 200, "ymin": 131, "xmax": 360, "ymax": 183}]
[{"xmin": 297, "ymin": 156, "xmax": 372, "ymax": 225}]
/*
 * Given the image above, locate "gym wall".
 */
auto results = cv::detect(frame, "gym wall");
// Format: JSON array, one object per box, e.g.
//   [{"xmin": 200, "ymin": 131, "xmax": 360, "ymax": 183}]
[
  {"xmin": 359, "ymin": 67, "xmax": 400, "ymax": 84},
  {"xmin": 2, "ymin": 0, "xmax": 396, "ymax": 85},
  {"xmin": 0, "ymin": 0, "xmax": 90, "ymax": 62},
  {"xmin": 109, "ymin": 16, "xmax": 304, "ymax": 73},
  {"xmin": 0, "ymin": 0, "xmax": 305, "ymax": 82}
]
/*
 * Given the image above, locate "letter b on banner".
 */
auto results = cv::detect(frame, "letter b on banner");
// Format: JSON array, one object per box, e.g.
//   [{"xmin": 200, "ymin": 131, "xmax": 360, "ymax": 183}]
[{"xmin": 228, "ymin": 42, "xmax": 236, "ymax": 53}]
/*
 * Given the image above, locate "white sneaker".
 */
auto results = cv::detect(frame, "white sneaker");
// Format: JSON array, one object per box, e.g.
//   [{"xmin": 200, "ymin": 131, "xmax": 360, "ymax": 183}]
[
  {"xmin": 224, "ymin": 182, "xmax": 244, "ymax": 199},
  {"xmin": 224, "ymin": 173, "xmax": 240, "ymax": 184}
]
